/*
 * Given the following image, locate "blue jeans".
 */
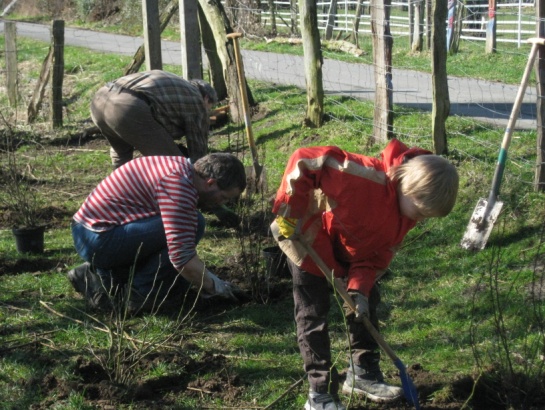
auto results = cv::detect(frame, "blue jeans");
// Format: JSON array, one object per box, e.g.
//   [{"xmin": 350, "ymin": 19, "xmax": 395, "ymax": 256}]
[{"xmin": 72, "ymin": 214, "xmax": 205, "ymax": 299}]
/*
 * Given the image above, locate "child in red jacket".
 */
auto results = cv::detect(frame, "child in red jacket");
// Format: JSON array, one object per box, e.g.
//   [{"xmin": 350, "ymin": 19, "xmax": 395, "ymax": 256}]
[{"xmin": 271, "ymin": 139, "xmax": 459, "ymax": 410}]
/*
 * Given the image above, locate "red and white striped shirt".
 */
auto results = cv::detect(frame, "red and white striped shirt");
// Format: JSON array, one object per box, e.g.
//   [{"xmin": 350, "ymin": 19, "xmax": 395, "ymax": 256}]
[{"xmin": 74, "ymin": 156, "xmax": 198, "ymax": 270}]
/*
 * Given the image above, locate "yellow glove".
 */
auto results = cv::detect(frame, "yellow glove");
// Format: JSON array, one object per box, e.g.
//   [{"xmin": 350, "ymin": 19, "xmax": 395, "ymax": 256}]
[{"xmin": 276, "ymin": 216, "xmax": 298, "ymax": 238}]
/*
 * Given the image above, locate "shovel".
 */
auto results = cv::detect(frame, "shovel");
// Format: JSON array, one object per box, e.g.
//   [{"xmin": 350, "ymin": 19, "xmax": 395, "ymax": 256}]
[
  {"xmin": 460, "ymin": 37, "xmax": 545, "ymax": 251},
  {"xmin": 227, "ymin": 32, "xmax": 266, "ymax": 193},
  {"xmin": 294, "ymin": 237, "xmax": 421, "ymax": 409}
]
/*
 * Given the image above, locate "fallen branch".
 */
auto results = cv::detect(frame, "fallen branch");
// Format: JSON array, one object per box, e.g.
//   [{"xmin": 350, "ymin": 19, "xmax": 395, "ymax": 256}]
[{"xmin": 27, "ymin": 45, "xmax": 53, "ymax": 123}]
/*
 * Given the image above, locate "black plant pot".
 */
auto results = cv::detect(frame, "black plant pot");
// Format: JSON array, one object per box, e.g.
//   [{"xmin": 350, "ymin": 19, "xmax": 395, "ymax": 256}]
[
  {"xmin": 12, "ymin": 225, "xmax": 46, "ymax": 254},
  {"xmin": 261, "ymin": 245, "xmax": 289, "ymax": 278}
]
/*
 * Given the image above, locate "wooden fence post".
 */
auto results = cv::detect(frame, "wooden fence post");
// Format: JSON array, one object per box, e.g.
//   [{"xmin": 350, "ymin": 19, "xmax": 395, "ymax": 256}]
[
  {"xmin": 371, "ymin": 0, "xmax": 393, "ymax": 143},
  {"xmin": 179, "ymin": 0, "xmax": 202, "ymax": 79},
  {"xmin": 5, "ymin": 21, "xmax": 17, "ymax": 107},
  {"xmin": 142, "ymin": 0, "xmax": 163, "ymax": 70},
  {"xmin": 300, "ymin": 0, "xmax": 324, "ymax": 128},
  {"xmin": 431, "ymin": 0, "xmax": 449, "ymax": 155},
  {"xmin": 486, "ymin": 0, "xmax": 497, "ymax": 53},
  {"xmin": 535, "ymin": 0, "xmax": 545, "ymax": 191},
  {"xmin": 51, "ymin": 20, "xmax": 64, "ymax": 128}
]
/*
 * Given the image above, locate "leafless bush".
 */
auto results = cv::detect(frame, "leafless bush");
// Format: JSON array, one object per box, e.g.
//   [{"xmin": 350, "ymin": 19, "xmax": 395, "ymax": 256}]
[{"xmin": 469, "ymin": 218, "xmax": 545, "ymax": 408}]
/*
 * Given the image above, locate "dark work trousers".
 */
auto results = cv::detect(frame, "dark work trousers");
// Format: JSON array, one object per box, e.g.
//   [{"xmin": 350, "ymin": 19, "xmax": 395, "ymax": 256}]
[
  {"xmin": 91, "ymin": 85, "xmax": 183, "ymax": 169},
  {"xmin": 288, "ymin": 259, "xmax": 381, "ymax": 395}
]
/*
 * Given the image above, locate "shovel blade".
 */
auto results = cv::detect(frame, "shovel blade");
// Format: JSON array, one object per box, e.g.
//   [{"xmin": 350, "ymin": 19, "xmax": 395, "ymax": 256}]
[{"xmin": 460, "ymin": 198, "xmax": 503, "ymax": 251}]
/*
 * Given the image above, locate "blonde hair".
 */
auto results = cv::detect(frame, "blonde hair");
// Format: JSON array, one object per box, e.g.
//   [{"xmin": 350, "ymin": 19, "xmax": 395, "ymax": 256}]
[{"xmin": 389, "ymin": 155, "xmax": 459, "ymax": 217}]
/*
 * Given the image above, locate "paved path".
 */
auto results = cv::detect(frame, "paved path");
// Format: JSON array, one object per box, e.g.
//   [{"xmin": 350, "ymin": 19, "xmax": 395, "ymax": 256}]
[{"xmin": 1, "ymin": 19, "xmax": 537, "ymax": 130}]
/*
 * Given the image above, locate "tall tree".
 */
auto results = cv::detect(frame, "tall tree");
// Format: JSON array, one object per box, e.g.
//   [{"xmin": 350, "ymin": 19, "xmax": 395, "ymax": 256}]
[
  {"xmin": 197, "ymin": 0, "xmax": 255, "ymax": 122},
  {"xmin": 299, "ymin": 0, "xmax": 324, "ymax": 127}
]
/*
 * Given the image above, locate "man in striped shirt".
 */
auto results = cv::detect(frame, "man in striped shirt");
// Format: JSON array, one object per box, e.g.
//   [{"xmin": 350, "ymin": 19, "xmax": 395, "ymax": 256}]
[
  {"xmin": 68, "ymin": 153, "xmax": 246, "ymax": 314},
  {"xmin": 90, "ymin": 70, "xmax": 217, "ymax": 168},
  {"xmin": 90, "ymin": 70, "xmax": 241, "ymax": 229}
]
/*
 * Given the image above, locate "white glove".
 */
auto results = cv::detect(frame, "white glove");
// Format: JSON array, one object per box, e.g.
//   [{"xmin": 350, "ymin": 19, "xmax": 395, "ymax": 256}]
[
  {"xmin": 347, "ymin": 291, "xmax": 369, "ymax": 323},
  {"xmin": 204, "ymin": 271, "xmax": 238, "ymax": 302}
]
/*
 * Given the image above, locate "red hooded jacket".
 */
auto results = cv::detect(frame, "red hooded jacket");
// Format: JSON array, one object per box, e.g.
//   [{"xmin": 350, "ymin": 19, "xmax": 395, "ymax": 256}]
[{"xmin": 270, "ymin": 139, "xmax": 431, "ymax": 296}]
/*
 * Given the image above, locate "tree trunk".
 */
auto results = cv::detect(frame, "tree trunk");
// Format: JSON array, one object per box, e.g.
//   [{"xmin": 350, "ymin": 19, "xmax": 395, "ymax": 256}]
[
  {"xmin": 371, "ymin": 0, "xmax": 393, "ymax": 143},
  {"xmin": 299, "ymin": 0, "xmax": 324, "ymax": 128},
  {"xmin": 431, "ymin": 0, "xmax": 449, "ymax": 155},
  {"xmin": 197, "ymin": 0, "xmax": 255, "ymax": 122},
  {"xmin": 198, "ymin": 5, "xmax": 226, "ymax": 98}
]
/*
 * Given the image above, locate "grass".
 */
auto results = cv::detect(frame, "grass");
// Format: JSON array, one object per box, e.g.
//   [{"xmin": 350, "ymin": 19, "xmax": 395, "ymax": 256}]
[{"xmin": 1, "ymin": 19, "xmax": 545, "ymax": 410}]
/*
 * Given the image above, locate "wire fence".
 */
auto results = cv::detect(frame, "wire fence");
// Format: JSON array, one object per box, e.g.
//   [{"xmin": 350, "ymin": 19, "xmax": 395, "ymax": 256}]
[{"xmin": 0, "ymin": 15, "xmax": 541, "ymax": 187}]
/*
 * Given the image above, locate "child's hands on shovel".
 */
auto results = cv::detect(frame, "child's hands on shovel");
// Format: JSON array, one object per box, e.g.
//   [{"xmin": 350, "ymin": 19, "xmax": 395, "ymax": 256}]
[
  {"xmin": 346, "ymin": 291, "xmax": 370, "ymax": 322},
  {"xmin": 276, "ymin": 216, "xmax": 299, "ymax": 239}
]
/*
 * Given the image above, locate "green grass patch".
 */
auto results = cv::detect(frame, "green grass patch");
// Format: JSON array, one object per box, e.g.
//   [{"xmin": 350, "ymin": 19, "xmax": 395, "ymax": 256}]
[{"xmin": 1, "ymin": 22, "xmax": 544, "ymax": 410}]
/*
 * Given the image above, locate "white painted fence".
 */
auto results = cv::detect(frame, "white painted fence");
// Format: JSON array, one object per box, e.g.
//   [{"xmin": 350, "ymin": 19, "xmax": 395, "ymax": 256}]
[{"xmin": 225, "ymin": 0, "xmax": 537, "ymax": 48}]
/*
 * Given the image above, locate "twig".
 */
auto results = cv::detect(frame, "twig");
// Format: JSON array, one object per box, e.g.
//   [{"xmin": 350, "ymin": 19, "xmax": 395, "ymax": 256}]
[
  {"xmin": 1, "ymin": 329, "xmax": 59, "ymax": 352},
  {"xmin": 223, "ymin": 354, "xmax": 277, "ymax": 362},
  {"xmin": 200, "ymin": 407, "xmax": 263, "ymax": 410},
  {"xmin": 39, "ymin": 300, "xmax": 188, "ymax": 351},
  {"xmin": 400, "ymin": 228, "xmax": 431, "ymax": 248},
  {"xmin": 187, "ymin": 386, "xmax": 215, "ymax": 395},
  {"xmin": 263, "ymin": 376, "xmax": 304, "ymax": 409},
  {"xmin": 61, "ymin": 148, "xmax": 103, "ymax": 152},
  {"xmin": 0, "ymin": 302, "xmax": 31, "ymax": 312}
]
